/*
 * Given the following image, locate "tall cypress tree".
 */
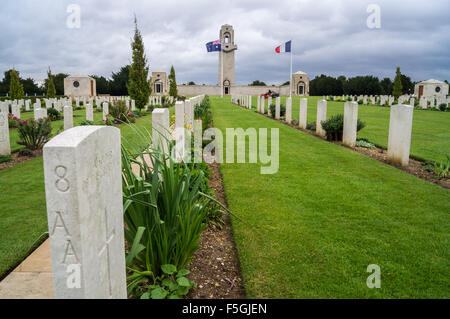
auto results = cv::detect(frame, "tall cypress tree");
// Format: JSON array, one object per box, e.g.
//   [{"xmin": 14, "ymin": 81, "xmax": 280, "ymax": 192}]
[
  {"xmin": 392, "ymin": 66, "xmax": 403, "ymax": 99},
  {"xmin": 127, "ymin": 17, "xmax": 151, "ymax": 110},
  {"xmin": 9, "ymin": 69, "xmax": 24, "ymax": 99},
  {"xmin": 168, "ymin": 65, "xmax": 178, "ymax": 97},
  {"xmin": 46, "ymin": 68, "xmax": 56, "ymax": 98}
]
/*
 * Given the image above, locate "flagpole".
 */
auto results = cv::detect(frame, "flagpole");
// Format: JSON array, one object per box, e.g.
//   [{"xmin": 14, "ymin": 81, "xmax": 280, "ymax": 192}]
[
  {"xmin": 289, "ymin": 43, "xmax": 293, "ymax": 98},
  {"xmin": 221, "ymin": 45, "xmax": 224, "ymax": 97}
]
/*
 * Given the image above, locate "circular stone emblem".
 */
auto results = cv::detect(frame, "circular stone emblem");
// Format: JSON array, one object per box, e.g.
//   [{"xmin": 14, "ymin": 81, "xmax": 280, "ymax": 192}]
[
  {"xmin": 73, "ymin": 81, "xmax": 80, "ymax": 88},
  {"xmin": 435, "ymin": 86, "xmax": 441, "ymax": 93}
]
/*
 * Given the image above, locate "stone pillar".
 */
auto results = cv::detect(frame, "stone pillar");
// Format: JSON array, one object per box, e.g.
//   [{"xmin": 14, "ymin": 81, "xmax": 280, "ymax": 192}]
[
  {"xmin": 86, "ymin": 103, "xmax": 93, "ymax": 122},
  {"xmin": 43, "ymin": 126, "xmax": 126, "ymax": 299},
  {"xmin": 316, "ymin": 100, "xmax": 327, "ymax": 137},
  {"xmin": 152, "ymin": 108, "xmax": 170, "ymax": 156},
  {"xmin": 387, "ymin": 104, "xmax": 414, "ymax": 166},
  {"xmin": 64, "ymin": 106, "xmax": 73, "ymax": 131},
  {"xmin": 410, "ymin": 98, "xmax": 415, "ymax": 107},
  {"xmin": 102, "ymin": 102, "xmax": 109, "ymax": 121},
  {"xmin": 299, "ymin": 98, "xmax": 308, "ymax": 129},
  {"xmin": 275, "ymin": 97, "xmax": 281, "ymax": 120},
  {"xmin": 286, "ymin": 97, "xmax": 292, "ymax": 123},
  {"xmin": 343, "ymin": 102, "xmax": 358, "ymax": 147},
  {"xmin": 0, "ymin": 103, "xmax": 11, "ymax": 155}
]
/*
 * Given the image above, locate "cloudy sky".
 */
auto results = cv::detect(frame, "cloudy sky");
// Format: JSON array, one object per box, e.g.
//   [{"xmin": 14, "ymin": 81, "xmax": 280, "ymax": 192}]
[{"xmin": 1, "ymin": 0, "xmax": 449, "ymax": 85}]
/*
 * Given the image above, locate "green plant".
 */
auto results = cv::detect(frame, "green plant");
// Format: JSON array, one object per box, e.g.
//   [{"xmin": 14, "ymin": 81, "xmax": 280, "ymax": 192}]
[
  {"xmin": 47, "ymin": 108, "xmax": 61, "ymax": 121},
  {"xmin": 425, "ymin": 156, "xmax": 450, "ymax": 179},
  {"xmin": 291, "ymin": 119, "xmax": 299, "ymax": 126},
  {"xmin": 109, "ymin": 100, "xmax": 129, "ymax": 123},
  {"xmin": 320, "ymin": 114, "xmax": 365, "ymax": 141},
  {"xmin": 0, "ymin": 155, "xmax": 12, "ymax": 163},
  {"xmin": 136, "ymin": 264, "xmax": 196, "ymax": 299},
  {"xmin": 439, "ymin": 103, "xmax": 447, "ymax": 111},
  {"xmin": 356, "ymin": 138, "xmax": 376, "ymax": 149},
  {"xmin": 121, "ymin": 127, "xmax": 225, "ymax": 298},
  {"xmin": 79, "ymin": 120, "xmax": 94, "ymax": 126},
  {"xmin": 8, "ymin": 113, "xmax": 19, "ymax": 128},
  {"xmin": 18, "ymin": 149, "xmax": 34, "ymax": 157},
  {"xmin": 306, "ymin": 122, "xmax": 316, "ymax": 131},
  {"xmin": 9, "ymin": 69, "xmax": 24, "ymax": 100},
  {"xmin": 269, "ymin": 103, "xmax": 286, "ymax": 119},
  {"xmin": 46, "ymin": 68, "xmax": 56, "ymax": 98},
  {"xmin": 17, "ymin": 118, "xmax": 52, "ymax": 150}
]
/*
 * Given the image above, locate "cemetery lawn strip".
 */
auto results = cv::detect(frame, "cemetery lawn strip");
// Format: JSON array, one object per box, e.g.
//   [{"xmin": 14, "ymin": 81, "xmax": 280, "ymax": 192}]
[
  {"xmin": 265, "ymin": 96, "xmax": 450, "ymax": 163},
  {"xmin": 213, "ymin": 97, "xmax": 450, "ymax": 298},
  {"xmin": 0, "ymin": 113, "xmax": 154, "ymax": 279}
]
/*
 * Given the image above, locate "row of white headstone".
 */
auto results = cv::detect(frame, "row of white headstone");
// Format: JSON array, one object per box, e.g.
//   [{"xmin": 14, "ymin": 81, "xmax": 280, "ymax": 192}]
[
  {"xmin": 233, "ymin": 96, "xmax": 415, "ymax": 167},
  {"xmin": 41, "ymin": 94, "xmax": 205, "ymax": 299}
]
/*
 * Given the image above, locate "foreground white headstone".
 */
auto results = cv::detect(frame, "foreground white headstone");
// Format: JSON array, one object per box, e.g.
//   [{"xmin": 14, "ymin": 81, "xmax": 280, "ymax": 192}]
[
  {"xmin": 343, "ymin": 102, "xmax": 358, "ymax": 147},
  {"xmin": 316, "ymin": 100, "xmax": 327, "ymax": 137},
  {"xmin": 286, "ymin": 97, "xmax": 292, "ymax": 124},
  {"xmin": 43, "ymin": 126, "xmax": 126, "ymax": 299},
  {"xmin": 299, "ymin": 98, "xmax": 308, "ymax": 129},
  {"xmin": 0, "ymin": 103, "xmax": 11, "ymax": 155},
  {"xmin": 387, "ymin": 104, "xmax": 414, "ymax": 166},
  {"xmin": 63, "ymin": 105, "xmax": 73, "ymax": 131}
]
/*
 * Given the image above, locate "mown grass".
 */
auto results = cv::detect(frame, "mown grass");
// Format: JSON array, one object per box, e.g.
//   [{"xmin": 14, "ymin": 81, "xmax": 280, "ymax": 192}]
[
  {"xmin": 252, "ymin": 96, "xmax": 450, "ymax": 163},
  {"xmin": 215, "ymin": 96, "xmax": 450, "ymax": 298},
  {"xmin": 0, "ymin": 112, "xmax": 155, "ymax": 278}
]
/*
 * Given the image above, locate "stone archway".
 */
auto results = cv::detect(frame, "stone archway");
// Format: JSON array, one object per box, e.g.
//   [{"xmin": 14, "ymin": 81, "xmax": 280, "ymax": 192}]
[
  {"xmin": 223, "ymin": 79, "xmax": 230, "ymax": 95},
  {"xmin": 297, "ymin": 81, "xmax": 305, "ymax": 95}
]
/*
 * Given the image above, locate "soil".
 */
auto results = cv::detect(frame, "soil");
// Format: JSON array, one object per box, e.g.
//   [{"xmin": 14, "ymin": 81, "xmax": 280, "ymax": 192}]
[
  {"xmin": 186, "ymin": 162, "xmax": 246, "ymax": 299},
  {"xmin": 260, "ymin": 113, "xmax": 450, "ymax": 190},
  {"xmin": 0, "ymin": 149, "xmax": 43, "ymax": 171}
]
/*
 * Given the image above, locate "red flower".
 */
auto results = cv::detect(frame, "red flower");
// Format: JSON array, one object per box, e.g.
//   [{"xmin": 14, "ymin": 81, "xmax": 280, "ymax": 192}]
[{"xmin": 127, "ymin": 113, "xmax": 130, "ymax": 116}]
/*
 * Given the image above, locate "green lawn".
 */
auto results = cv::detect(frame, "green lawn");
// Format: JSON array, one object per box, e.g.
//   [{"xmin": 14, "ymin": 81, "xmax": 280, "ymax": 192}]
[
  {"xmin": 252, "ymin": 96, "xmax": 450, "ymax": 163},
  {"xmin": 0, "ymin": 112, "xmax": 155, "ymax": 278},
  {"xmin": 215, "ymin": 96, "xmax": 450, "ymax": 298}
]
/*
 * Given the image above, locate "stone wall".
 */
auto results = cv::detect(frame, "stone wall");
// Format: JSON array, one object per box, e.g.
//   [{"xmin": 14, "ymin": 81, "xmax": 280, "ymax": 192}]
[{"xmin": 177, "ymin": 85, "xmax": 291, "ymax": 96}]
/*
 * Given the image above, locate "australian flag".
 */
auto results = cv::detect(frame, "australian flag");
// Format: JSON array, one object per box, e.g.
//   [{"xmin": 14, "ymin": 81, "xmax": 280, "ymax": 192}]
[{"xmin": 206, "ymin": 40, "xmax": 222, "ymax": 52}]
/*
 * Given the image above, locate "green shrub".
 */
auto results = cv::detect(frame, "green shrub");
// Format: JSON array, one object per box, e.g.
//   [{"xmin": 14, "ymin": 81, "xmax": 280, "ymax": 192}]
[
  {"xmin": 109, "ymin": 100, "xmax": 129, "ymax": 123},
  {"xmin": 439, "ymin": 103, "xmax": 448, "ymax": 111},
  {"xmin": 8, "ymin": 113, "xmax": 19, "ymax": 128},
  {"xmin": 18, "ymin": 148, "xmax": 34, "ymax": 157},
  {"xmin": 17, "ymin": 118, "xmax": 52, "ymax": 150},
  {"xmin": 47, "ymin": 108, "xmax": 62, "ymax": 121},
  {"xmin": 321, "ymin": 114, "xmax": 365, "ymax": 141},
  {"xmin": 0, "ymin": 155, "xmax": 12, "ymax": 163},
  {"xmin": 306, "ymin": 122, "xmax": 316, "ymax": 131},
  {"xmin": 425, "ymin": 155, "xmax": 450, "ymax": 179},
  {"xmin": 269, "ymin": 103, "xmax": 286, "ymax": 119}
]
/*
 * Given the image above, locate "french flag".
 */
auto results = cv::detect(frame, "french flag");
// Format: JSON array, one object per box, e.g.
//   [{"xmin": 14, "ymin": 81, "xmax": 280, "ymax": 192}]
[{"xmin": 275, "ymin": 40, "xmax": 291, "ymax": 53}]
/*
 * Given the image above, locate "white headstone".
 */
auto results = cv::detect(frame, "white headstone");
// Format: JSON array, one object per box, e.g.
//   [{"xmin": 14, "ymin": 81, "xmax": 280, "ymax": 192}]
[
  {"xmin": 184, "ymin": 100, "xmax": 193, "ymax": 130},
  {"xmin": 316, "ymin": 100, "xmax": 327, "ymax": 137},
  {"xmin": 152, "ymin": 108, "xmax": 170, "ymax": 156},
  {"xmin": 286, "ymin": 97, "xmax": 292, "ymax": 123},
  {"xmin": 43, "ymin": 126, "xmax": 126, "ymax": 299},
  {"xmin": 387, "ymin": 104, "xmax": 414, "ymax": 166},
  {"xmin": 275, "ymin": 97, "xmax": 281, "ymax": 120},
  {"xmin": 268, "ymin": 96, "xmax": 272, "ymax": 116},
  {"xmin": 35, "ymin": 108, "xmax": 47, "ymax": 120},
  {"xmin": 0, "ymin": 103, "xmax": 11, "ymax": 155},
  {"xmin": 12, "ymin": 103, "xmax": 20, "ymax": 119},
  {"xmin": 260, "ymin": 96, "xmax": 265, "ymax": 114},
  {"xmin": 86, "ymin": 103, "xmax": 93, "ymax": 122},
  {"xmin": 343, "ymin": 101, "xmax": 358, "ymax": 147},
  {"xmin": 63, "ymin": 105, "xmax": 73, "ymax": 131},
  {"xmin": 299, "ymin": 98, "xmax": 308, "ymax": 129},
  {"xmin": 102, "ymin": 102, "xmax": 109, "ymax": 121}
]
